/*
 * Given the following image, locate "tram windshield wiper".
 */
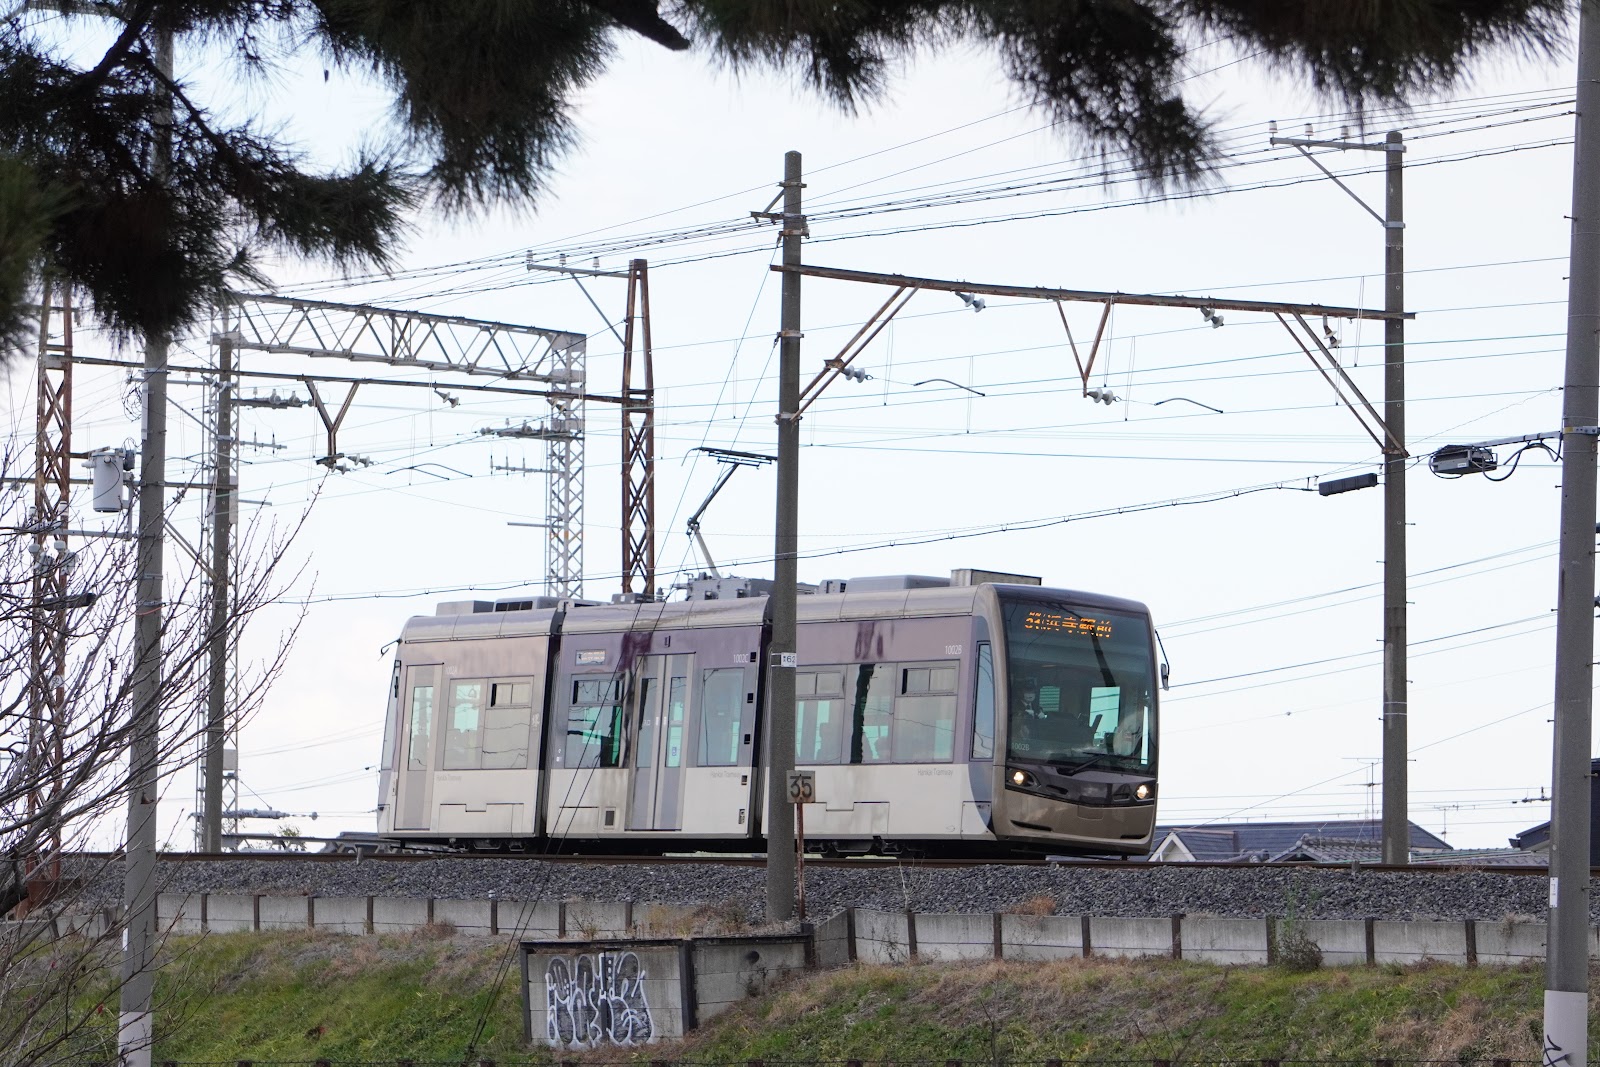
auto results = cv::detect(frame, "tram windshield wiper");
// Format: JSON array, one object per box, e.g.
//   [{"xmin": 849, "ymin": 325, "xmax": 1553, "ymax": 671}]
[{"xmin": 1053, "ymin": 750, "xmax": 1115, "ymax": 777}]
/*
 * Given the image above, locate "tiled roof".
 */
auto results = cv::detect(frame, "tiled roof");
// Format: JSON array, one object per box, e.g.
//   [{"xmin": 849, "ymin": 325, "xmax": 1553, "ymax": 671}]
[
  {"xmin": 1150, "ymin": 818, "xmax": 1451, "ymax": 863},
  {"xmin": 1410, "ymin": 848, "xmax": 1547, "ymax": 867}
]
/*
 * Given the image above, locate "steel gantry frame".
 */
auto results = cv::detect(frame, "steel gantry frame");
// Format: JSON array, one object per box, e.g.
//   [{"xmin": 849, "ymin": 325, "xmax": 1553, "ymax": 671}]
[
  {"xmin": 779, "ymin": 263, "xmax": 1410, "ymax": 454},
  {"xmin": 24, "ymin": 282, "xmax": 74, "ymax": 908},
  {"xmin": 620, "ymin": 260, "xmax": 655, "ymax": 599},
  {"xmin": 215, "ymin": 292, "xmax": 590, "ymax": 597}
]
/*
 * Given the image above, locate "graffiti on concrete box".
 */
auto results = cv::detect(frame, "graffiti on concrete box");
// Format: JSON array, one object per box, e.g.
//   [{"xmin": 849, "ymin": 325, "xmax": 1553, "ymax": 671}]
[{"xmin": 545, "ymin": 951, "xmax": 655, "ymax": 1048}]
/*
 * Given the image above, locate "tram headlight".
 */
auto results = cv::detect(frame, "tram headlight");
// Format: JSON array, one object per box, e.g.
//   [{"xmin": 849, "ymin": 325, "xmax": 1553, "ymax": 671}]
[
  {"xmin": 1010, "ymin": 768, "xmax": 1036, "ymax": 789},
  {"xmin": 1135, "ymin": 783, "xmax": 1153, "ymax": 801}
]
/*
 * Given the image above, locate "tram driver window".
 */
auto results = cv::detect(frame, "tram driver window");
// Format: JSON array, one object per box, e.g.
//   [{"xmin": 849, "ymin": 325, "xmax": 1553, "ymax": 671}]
[
  {"xmin": 972, "ymin": 644, "xmax": 995, "ymax": 761},
  {"xmin": 565, "ymin": 677, "xmax": 624, "ymax": 769},
  {"xmin": 443, "ymin": 681, "xmax": 484, "ymax": 770}
]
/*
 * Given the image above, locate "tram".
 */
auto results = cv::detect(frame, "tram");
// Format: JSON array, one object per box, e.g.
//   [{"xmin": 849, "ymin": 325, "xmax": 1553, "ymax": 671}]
[{"xmin": 374, "ymin": 569, "xmax": 1161, "ymax": 857}]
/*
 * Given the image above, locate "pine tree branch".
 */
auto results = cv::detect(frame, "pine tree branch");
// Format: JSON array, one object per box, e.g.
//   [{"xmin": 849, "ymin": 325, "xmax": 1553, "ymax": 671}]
[
  {"xmin": 67, "ymin": 0, "xmax": 156, "ymax": 98},
  {"xmin": 582, "ymin": 0, "xmax": 690, "ymax": 49}
]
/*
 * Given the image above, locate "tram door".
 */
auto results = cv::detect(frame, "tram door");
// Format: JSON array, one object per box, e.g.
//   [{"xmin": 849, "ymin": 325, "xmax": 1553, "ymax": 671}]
[
  {"xmin": 627, "ymin": 654, "xmax": 692, "ymax": 831},
  {"xmin": 397, "ymin": 664, "xmax": 440, "ymax": 830}
]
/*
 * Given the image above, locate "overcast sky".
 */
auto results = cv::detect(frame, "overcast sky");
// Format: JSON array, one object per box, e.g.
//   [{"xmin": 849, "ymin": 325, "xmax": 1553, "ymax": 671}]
[{"xmin": 11, "ymin": 14, "xmax": 1587, "ymax": 852}]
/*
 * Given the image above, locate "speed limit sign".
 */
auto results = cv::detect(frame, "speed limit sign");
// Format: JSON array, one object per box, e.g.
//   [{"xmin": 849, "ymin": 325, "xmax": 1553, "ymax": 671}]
[{"xmin": 787, "ymin": 770, "xmax": 816, "ymax": 804}]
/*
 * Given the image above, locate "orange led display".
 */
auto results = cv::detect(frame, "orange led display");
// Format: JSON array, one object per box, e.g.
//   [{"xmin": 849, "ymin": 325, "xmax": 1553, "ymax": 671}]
[{"xmin": 1022, "ymin": 610, "xmax": 1114, "ymax": 638}]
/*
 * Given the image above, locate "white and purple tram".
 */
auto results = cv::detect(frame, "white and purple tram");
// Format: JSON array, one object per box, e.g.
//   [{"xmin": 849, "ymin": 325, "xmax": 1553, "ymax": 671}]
[{"xmin": 375, "ymin": 571, "xmax": 1161, "ymax": 857}]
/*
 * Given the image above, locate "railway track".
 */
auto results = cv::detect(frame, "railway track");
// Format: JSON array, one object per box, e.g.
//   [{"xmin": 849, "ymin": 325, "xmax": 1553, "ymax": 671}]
[{"xmin": 70, "ymin": 849, "xmax": 1559, "ymax": 875}]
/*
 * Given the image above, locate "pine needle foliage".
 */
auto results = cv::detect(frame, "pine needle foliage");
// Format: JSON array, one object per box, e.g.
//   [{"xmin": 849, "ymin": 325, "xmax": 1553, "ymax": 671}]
[{"xmin": 0, "ymin": 0, "xmax": 1573, "ymax": 355}]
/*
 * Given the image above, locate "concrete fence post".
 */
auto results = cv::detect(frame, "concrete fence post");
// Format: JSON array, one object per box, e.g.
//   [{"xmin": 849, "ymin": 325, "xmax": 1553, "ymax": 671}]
[
  {"xmin": 1081, "ymin": 914, "xmax": 1093, "ymax": 957},
  {"xmin": 1171, "ymin": 914, "xmax": 1183, "ymax": 959},
  {"xmin": 906, "ymin": 909, "xmax": 918, "ymax": 959},
  {"xmin": 846, "ymin": 908, "xmax": 857, "ymax": 962},
  {"xmin": 992, "ymin": 912, "xmax": 1002, "ymax": 960},
  {"xmin": 365, "ymin": 896, "xmax": 374, "ymax": 936},
  {"xmin": 1364, "ymin": 917, "xmax": 1376, "ymax": 966},
  {"xmin": 1465, "ymin": 919, "xmax": 1477, "ymax": 966}
]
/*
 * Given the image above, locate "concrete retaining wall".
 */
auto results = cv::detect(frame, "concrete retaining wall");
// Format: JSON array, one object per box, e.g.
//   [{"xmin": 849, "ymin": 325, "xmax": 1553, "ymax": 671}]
[
  {"xmin": 1475, "ymin": 918, "xmax": 1546, "ymax": 965},
  {"xmin": 852, "ymin": 908, "xmax": 912, "ymax": 964},
  {"xmin": 693, "ymin": 936, "xmax": 809, "ymax": 1021},
  {"xmin": 8, "ymin": 894, "xmax": 1581, "ymax": 975},
  {"xmin": 1183, "ymin": 917, "xmax": 1271, "ymax": 965},
  {"xmin": 1091, "ymin": 915, "xmax": 1176, "ymax": 959},
  {"xmin": 522, "ymin": 933, "xmax": 811, "ymax": 1047},
  {"xmin": 1373, "ymin": 919, "xmax": 1470, "ymax": 965},
  {"xmin": 311, "ymin": 895, "xmax": 368, "ymax": 935},
  {"xmin": 914, "ymin": 911, "xmax": 996, "ymax": 962},
  {"xmin": 812, "ymin": 910, "xmax": 852, "ymax": 970},
  {"xmin": 1000, "ymin": 913, "xmax": 1084, "ymax": 960},
  {"xmin": 524, "ymin": 939, "xmax": 689, "ymax": 1048},
  {"xmin": 1297, "ymin": 919, "xmax": 1369, "ymax": 967}
]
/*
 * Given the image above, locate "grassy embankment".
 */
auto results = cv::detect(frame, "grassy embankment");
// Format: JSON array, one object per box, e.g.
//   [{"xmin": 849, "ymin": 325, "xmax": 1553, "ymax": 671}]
[{"xmin": 22, "ymin": 928, "xmax": 1576, "ymax": 1063}]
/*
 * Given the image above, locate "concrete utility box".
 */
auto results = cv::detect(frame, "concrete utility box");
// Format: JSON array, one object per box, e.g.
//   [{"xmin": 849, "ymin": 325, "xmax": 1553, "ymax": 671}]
[{"xmin": 522, "ymin": 933, "xmax": 809, "ymax": 1050}]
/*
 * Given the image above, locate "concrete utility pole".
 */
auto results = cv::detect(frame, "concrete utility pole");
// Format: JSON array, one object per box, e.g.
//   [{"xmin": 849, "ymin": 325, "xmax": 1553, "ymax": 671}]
[
  {"xmin": 1380, "ymin": 130, "xmax": 1408, "ymax": 867},
  {"xmin": 766, "ymin": 150, "xmax": 803, "ymax": 923},
  {"xmin": 202, "ymin": 312, "xmax": 234, "ymax": 853},
  {"xmin": 1269, "ymin": 126, "xmax": 1409, "ymax": 864},
  {"xmin": 1544, "ymin": 5, "xmax": 1600, "ymax": 1064},
  {"xmin": 120, "ymin": 26, "xmax": 170, "ymax": 1067}
]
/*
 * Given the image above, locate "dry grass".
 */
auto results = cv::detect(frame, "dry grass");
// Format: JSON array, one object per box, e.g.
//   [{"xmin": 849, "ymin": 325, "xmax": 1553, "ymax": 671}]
[
  {"xmin": 670, "ymin": 953, "xmax": 1557, "ymax": 1063},
  {"xmin": 1006, "ymin": 893, "xmax": 1058, "ymax": 916}
]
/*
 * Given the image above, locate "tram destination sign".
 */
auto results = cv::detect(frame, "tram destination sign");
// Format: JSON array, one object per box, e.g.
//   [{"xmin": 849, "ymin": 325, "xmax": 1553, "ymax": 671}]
[{"xmin": 1023, "ymin": 610, "xmax": 1114, "ymax": 638}]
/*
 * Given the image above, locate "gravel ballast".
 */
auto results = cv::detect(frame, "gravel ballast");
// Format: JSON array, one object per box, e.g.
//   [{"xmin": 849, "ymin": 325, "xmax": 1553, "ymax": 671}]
[{"xmin": 62, "ymin": 856, "xmax": 1565, "ymax": 924}]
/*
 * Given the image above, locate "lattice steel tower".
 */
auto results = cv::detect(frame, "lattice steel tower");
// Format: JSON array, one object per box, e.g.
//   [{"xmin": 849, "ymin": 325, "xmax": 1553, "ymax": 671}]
[{"xmin": 25, "ymin": 283, "xmax": 74, "ymax": 903}]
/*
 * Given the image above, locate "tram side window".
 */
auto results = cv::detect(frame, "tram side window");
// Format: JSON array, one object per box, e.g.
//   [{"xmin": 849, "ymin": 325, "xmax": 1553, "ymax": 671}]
[
  {"xmin": 407, "ymin": 685, "xmax": 434, "ymax": 770},
  {"xmin": 566, "ymin": 677, "xmax": 624, "ymax": 769},
  {"xmin": 796, "ymin": 669, "xmax": 845, "ymax": 764},
  {"xmin": 481, "ymin": 680, "xmax": 534, "ymax": 769},
  {"xmin": 848, "ymin": 663, "xmax": 896, "ymax": 764},
  {"xmin": 893, "ymin": 661, "xmax": 958, "ymax": 762},
  {"xmin": 698, "ymin": 668, "xmax": 746, "ymax": 766},
  {"xmin": 666, "ymin": 675, "xmax": 687, "ymax": 768},
  {"xmin": 443, "ymin": 681, "xmax": 484, "ymax": 770},
  {"xmin": 972, "ymin": 644, "xmax": 995, "ymax": 760}
]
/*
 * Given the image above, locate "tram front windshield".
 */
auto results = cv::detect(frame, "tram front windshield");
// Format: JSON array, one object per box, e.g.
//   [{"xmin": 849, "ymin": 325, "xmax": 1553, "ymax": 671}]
[{"xmin": 1000, "ymin": 597, "xmax": 1156, "ymax": 772}]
